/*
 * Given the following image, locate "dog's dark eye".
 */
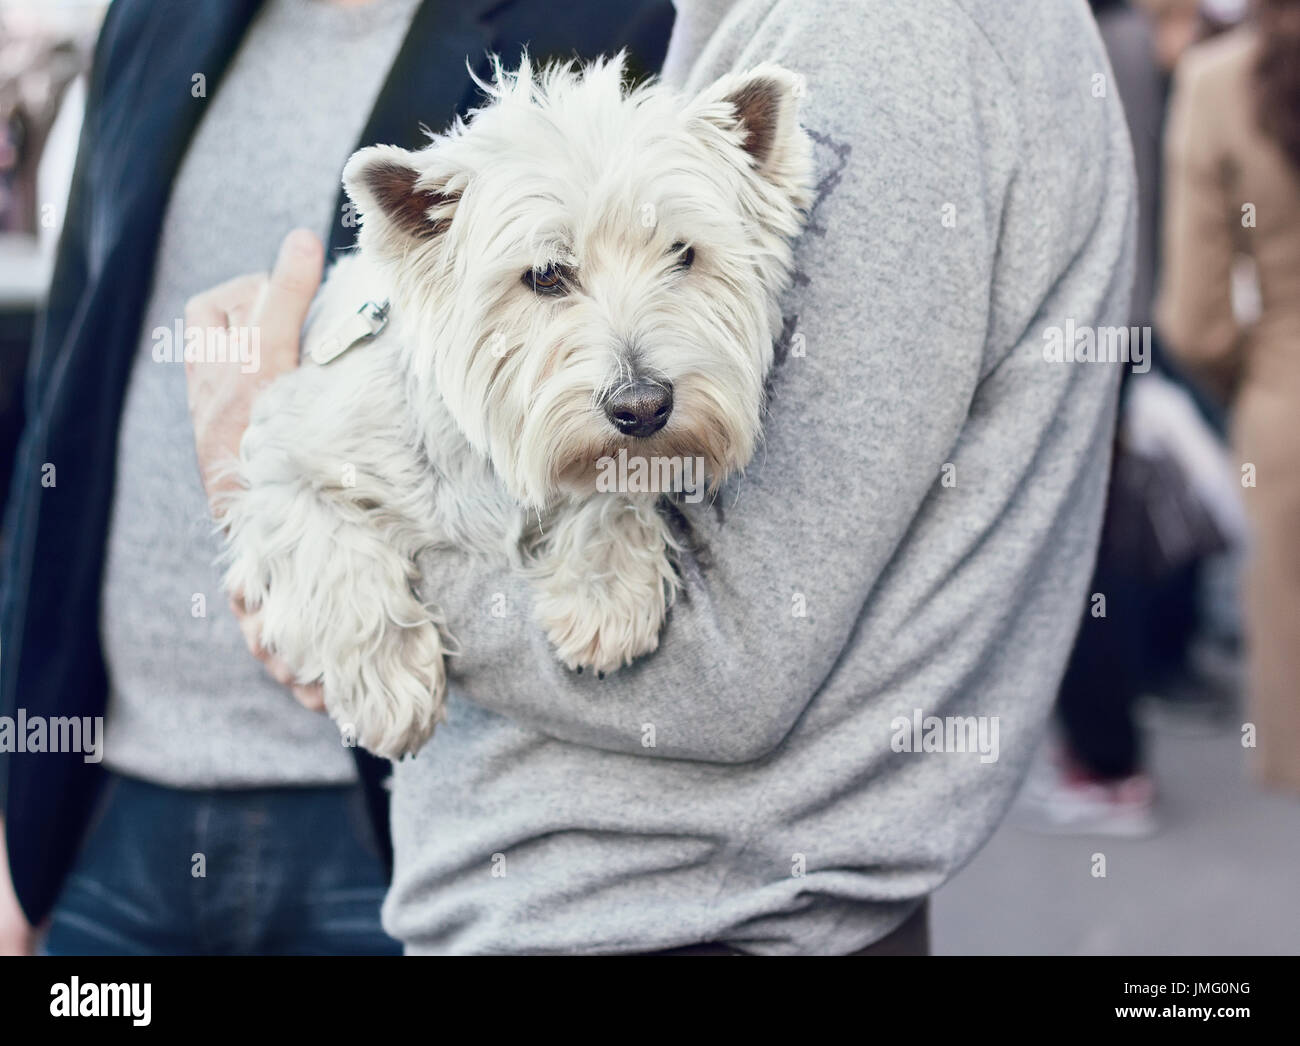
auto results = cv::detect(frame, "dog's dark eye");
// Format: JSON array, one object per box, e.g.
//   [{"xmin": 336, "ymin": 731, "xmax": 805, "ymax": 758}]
[
  {"xmin": 670, "ymin": 242, "xmax": 695, "ymax": 270},
  {"xmin": 525, "ymin": 263, "xmax": 567, "ymax": 295}
]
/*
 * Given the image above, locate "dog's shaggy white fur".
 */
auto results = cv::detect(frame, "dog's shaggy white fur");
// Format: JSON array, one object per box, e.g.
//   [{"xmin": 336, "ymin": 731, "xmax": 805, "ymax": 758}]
[{"xmin": 218, "ymin": 55, "xmax": 812, "ymax": 758}]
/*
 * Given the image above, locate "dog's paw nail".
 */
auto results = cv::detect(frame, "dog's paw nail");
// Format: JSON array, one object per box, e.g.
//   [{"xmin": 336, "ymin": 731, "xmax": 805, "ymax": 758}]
[
  {"xmin": 597, "ymin": 670, "xmax": 605, "ymax": 681},
  {"xmin": 575, "ymin": 665, "xmax": 583, "ymax": 675}
]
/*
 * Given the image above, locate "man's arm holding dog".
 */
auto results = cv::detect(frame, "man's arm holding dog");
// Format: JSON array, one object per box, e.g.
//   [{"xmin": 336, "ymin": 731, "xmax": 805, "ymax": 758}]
[{"xmin": 386, "ymin": 1, "xmax": 1135, "ymax": 762}]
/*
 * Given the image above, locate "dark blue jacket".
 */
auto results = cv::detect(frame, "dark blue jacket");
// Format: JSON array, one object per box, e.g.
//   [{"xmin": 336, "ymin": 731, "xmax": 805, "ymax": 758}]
[{"xmin": 0, "ymin": 0, "xmax": 672, "ymax": 925}]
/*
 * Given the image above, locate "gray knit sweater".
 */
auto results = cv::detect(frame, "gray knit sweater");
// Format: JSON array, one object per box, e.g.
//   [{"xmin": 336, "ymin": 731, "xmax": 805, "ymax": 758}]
[
  {"xmin": 383, "ymin": 0, "xmax": 1135, "ymax": 954},
  {"xmin": 99, "ymin": 0, "xmax": 419, "ymax": 788}
]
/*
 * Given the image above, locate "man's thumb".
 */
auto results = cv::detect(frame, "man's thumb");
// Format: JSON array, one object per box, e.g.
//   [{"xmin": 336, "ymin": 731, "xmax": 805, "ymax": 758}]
[{"xmin": 258, "ymin": 228, "xmax": 324, "ymax": 364}]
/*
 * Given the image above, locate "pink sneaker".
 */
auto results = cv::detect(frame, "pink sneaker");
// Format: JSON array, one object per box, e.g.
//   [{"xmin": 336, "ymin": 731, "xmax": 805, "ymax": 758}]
[{"xmin": 1015, "ymin": 750, "xmax": 1157, "ymax": 837}]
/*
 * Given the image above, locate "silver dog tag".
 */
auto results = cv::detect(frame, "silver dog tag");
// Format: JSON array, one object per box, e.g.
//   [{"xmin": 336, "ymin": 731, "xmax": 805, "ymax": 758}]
[{"xmin": 309, "ymin": 299, "xmax": 390, "ymax": 365}]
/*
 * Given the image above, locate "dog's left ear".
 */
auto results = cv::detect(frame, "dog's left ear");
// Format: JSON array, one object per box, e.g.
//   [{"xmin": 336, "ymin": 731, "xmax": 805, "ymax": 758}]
[
  {"xmin": 690, "ymin": 64, "xmax": 807, "ymax": 186},
  {"xmin": 342, "ymin": 144, "xmax": 460, "ymax": 241}
]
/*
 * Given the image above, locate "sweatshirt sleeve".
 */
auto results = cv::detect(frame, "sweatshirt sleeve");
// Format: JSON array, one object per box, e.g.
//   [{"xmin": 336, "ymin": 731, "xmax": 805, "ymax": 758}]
[{"xmin": 414, "ymin": 0, "xmax": 1134, "ymax": 765}]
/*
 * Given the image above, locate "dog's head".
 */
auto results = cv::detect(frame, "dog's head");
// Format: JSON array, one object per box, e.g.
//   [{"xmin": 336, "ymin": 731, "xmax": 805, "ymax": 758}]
[{"xmin": 343, "ymin": 54, "xmax": 812, "ymax": 507}]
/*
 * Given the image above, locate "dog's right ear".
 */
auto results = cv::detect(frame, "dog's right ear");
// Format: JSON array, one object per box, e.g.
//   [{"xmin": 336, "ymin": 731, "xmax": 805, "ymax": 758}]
[
  {"xmin": 690, "ymin": 65, "xmax": 807, "ymax": 187},
  {"xmin": 342, "ymin": 145, "xmax": 460, "ymax": 241}
]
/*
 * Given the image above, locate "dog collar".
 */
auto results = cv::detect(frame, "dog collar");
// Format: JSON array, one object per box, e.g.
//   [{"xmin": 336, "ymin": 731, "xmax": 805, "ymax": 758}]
[{"xmin": 308, "ymin": 299, "xmax": 390, "ymax": 365}]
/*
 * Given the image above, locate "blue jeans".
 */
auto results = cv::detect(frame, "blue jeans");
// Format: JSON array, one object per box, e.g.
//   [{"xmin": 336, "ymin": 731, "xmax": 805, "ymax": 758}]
[{"xmin": 42, "ymin": 772, "xmax": 400, "ymax": 955}]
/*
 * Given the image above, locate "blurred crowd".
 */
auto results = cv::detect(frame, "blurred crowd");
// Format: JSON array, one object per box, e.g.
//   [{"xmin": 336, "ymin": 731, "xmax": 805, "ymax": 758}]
[
  {"xmin": 0, "ymin": 2, "xmax": 97, "ymax": 236},
  {"xmin": 1019, "ymin": 0, "xmax": 1300, "ymax": 836},
  {"xmin": 0, "ymin": 2, "xmax": 102, "ymax": 527}
]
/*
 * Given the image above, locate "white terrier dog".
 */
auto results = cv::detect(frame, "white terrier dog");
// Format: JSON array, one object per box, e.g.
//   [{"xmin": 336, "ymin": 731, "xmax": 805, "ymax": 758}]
[{"xmin": 218, "ymin": 55, "xmax": 812, "ymax": 758}]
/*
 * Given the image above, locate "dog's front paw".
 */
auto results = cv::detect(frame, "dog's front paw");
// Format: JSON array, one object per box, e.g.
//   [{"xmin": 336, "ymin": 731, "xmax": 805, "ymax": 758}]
[
  {"xmin": 530, "ymin": 497, "xmax": 678, "ymax": 675},
  {"xmin": 325, "ymin": 619, "xmax": 448, "ymax": 760},
  {"xmin": 534, "ymin": 582, "xmax": 667, "ymax": 675}
]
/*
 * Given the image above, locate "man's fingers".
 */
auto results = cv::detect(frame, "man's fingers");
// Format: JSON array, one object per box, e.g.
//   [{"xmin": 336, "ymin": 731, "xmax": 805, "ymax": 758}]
[
  {"xmin": 233, "ymin": 602, "xmax": 291, "ymax": 683},
  {"xmin": 230, "ymin": 595, "xmax": 325, "ymax": 710},
  {"xmin": 183, "ymin": 272, "xmax": 268, "ymax": 397},
  {"xmin": 234, "ymin": 602, "xmax": 268, "ymax": 660},
  {"xmin": 182, "ymin": 229, "xmax": 320, "ymax": 385},
  {"xmin": 183, "ymin": 272, "xmax": 267, "ymax": 331},
  {"xmin": 262, "ymin": 652, "xmax": 298, "ymax": 689},
  {"xmin": 291, "ymin": 683, "xmax": 326, "ymax": 713},
  {"xmin": 256, "ymin": 228, "xmax": 324, "ymax": 369}
]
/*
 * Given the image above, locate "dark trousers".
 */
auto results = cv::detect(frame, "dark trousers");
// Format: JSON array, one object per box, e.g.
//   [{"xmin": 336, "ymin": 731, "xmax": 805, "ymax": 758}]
[
  {"xmin": 41, "ymin": 772, "xmax": 399, "ymax": 956},
  {"xmin": 1058, "ymin": 553, "xmax": 1200, "ymax": 780},
  {"xmin": 1058, "ymin": 561, "xmax": 1146, "ymax": 780}
]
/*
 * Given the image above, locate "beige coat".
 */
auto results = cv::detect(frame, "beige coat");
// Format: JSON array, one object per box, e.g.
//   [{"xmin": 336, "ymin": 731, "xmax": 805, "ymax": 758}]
[{"xmin": 1158, "ymin": 27, "xmax": 1300, "ymax": 791}]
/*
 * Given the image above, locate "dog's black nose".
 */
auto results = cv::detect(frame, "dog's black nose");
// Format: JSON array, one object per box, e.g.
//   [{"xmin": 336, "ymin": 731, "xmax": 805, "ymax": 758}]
[{"xmin": 604, "ymin": 380, "xmax": 673, "ymax": 438}]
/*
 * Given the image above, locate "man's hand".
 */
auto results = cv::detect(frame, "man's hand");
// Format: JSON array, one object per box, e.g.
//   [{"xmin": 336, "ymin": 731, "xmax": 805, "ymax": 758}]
[
  {"xmin": 0, "ymin": 817, "xmax": 36, "ymax": 956},
  {"xmin": 183, "ymin": 227, "xmax": 326, "ymax": 711}
]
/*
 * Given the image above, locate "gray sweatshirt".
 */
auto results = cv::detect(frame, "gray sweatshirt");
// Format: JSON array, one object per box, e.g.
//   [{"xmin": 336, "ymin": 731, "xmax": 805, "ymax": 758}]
[{"xmin": 384, "ymin": 0, "xmax": 1135, "ymax": 954}]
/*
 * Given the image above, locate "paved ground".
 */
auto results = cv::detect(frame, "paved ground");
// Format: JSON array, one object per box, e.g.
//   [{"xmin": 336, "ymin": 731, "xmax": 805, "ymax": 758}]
[{"xmin": 932, "ymin": 699, "xmax": 1300, "ymax": 955}]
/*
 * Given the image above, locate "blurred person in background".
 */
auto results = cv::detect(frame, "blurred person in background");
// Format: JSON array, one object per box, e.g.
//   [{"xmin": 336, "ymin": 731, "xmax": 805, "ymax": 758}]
[
  {"xmin": 1020, "ymin": 0, "xmax": 1253, "ymax": 837},
  {"xmin": 1140, "ymin": 0, "xmax": 1210, "ymax": 69},
  {"xmin": 1019, "ymin": 0, "xmax": 1170, "ymax": 837},
  {"xmin": 1094, "ymin": 0, "xmax": 1166, "ymax": 346},
  {"xmin": 1200, "ymin": 0, "xmax": 1255, "ymax": 33},
  {"xmin": 1158, "ymin": 0, "xmax": 1300, "ymax": 792},
  {"xmin": 0, "ymin": 8, "xmax": 93, "ymax": 555},
  {"xmin": 0, "ymin": 8, "xmax": 87, "ymax": 234}
]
